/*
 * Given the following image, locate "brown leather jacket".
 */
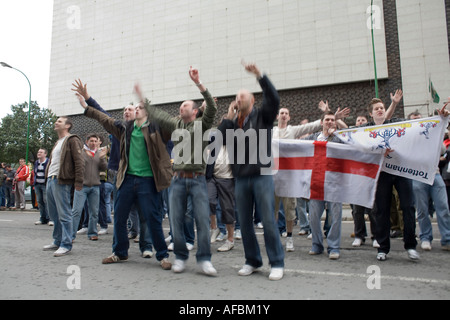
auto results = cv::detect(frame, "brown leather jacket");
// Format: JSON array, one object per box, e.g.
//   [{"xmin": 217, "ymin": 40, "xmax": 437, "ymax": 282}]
[{"xmin": 45, "ymin": 134, "xmax": 85, "ymax": 190}]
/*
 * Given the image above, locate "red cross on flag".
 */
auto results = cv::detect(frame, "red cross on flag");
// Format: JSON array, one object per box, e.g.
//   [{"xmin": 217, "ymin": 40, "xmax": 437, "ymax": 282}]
[{"xmin": 272, "ymin": 139, "xmax": 384, "ymax": 208}]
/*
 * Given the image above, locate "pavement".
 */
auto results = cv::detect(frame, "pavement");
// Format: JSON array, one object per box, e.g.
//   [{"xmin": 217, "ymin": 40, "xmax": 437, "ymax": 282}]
[{"xmin": 0, "ymin": 204, "xmax": 449, "ymax": 302}]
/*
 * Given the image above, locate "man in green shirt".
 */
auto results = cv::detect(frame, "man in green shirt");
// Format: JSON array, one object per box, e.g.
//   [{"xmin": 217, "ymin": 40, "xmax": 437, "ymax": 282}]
[{"xmin": 74, "ymin": 80, "xmax": 173, "ymax": 270}]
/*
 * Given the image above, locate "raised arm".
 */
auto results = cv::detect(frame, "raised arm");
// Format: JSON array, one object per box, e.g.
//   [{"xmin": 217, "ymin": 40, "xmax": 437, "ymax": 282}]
[
  {"xmin": 385, "ymin": 89, "xmax": 403, "ymax": 120},
  {"xmin": 189, "ymin": 66, "xmax": 217, "ymax": 130},
  {"xmin": 242, "ymin": 61, "xmax": 279, "ymax": 124}
]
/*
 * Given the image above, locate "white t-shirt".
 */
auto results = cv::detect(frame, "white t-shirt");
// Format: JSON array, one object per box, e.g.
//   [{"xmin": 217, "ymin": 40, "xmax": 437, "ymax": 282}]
[{"xmin": 47, "ymin": 136, "xmax": 68, "ymax": 178}]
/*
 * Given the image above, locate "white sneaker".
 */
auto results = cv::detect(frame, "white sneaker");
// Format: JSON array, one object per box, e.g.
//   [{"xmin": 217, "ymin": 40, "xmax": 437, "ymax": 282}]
[
  {"xmin": 329, "ymin": 252, "xmax": 340, "ymax": 260},
  {"xmin": 35, "ymin": 221, "xmax": 43, "ymax": 225},
  {"xmin": 43, "ymin": 244, "xmax": 58, "ymax": 251},
  {"xmin": 210, "ymin": 228, "xmax": 220, "ymax": 243},
  {"xmin": 269, "ymin": 267, "xmax": 284, "ymax": 281},
  {"xmin": 217, "ymin": 240, "xmax": 234, "ymax": 252},
  {"xmin": 167, "ymin": 242, "xmax": 174, "ymax": 251},
  {"xmin": 377, "ymin": 252, "xmax": 387, "ymax": 261},
  {"xmin": 48, "ymin": 221, "xmax": 54, "ymax": 226},
  {"xmin": 98, "ymin": 228, "xmax": 108, "ymax": 235},
  {"xmin": 286, "ymin": 237, "xmax": 294, "ymax": 252},
  {"xmin": 238, "ymin": 264, "xmax": 258, "ymax": 276},
  {"xmin": 307, "ymin": 233, "xmax": 312, "ymax": 240},
  {"xmin": 198, "ymin": 261, "xmax": 217, "ymax": 276},
  {"xmin": 186, "ymin": 243, "xmax": 194, "ymax": 251},
  {"xmin": 421, "ymin": 241, "xmax": 432, "ymax": 251},
  {"xmin": 256, "ymin": 222, "xmax": 264, "ymax": 229},
  {"xmin": 216, "ymin": 233, "xmax": 226, "ymax": 242},
  {"xmin": 172, "ymin": 259, "xmax": 186, "ymax": 273},
  {"xmin": 142, "ymin": 250, "xmax": 153, "ymax": 258},
  {"xmin": 407, "ymin": 249, "xmax": 420, "ymax": 260},
  {"xmin": 234, "ymin": 229, "xmax": 242, "ymax": 240},
  {"xmin": 77, "ymin": 227, "xmax": 88, "ymax": 234},
  {"xmin": 53, "ymin": 247, "xmax": 70, "ymax": 257},
  {"xmin": 165, "ymin": 235, "xmax": 172, "ymax": 244},
  {"xmin": 373, "ymin": 239, "xmax": 380, "ymax": 248},
  {"xmin": 352, "ymin": 238, "xmax": 363, "ymax": 247}
]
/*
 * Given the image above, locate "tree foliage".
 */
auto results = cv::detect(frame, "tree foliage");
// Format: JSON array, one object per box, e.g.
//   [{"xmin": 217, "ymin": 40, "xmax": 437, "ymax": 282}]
[{"xmin": 0, "ymin": 101, "xmax": 58, "ymax": 164}]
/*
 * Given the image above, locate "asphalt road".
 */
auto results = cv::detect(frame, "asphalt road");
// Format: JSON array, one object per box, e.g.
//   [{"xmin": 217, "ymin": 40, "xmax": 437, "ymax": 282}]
[{"xmin": 1, "ymin": 208, "xmax": 449, "ymax": 301}]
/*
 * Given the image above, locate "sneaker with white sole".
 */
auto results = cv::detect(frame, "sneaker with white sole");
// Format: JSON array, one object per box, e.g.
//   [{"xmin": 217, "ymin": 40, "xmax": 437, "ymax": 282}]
[
  {"xmin": 234, "ymin": 229, "xmax": 242, "ymax": 240},
  {"xmin": 77, "ymin": 227, "xmax": 88, "ymax": 234},
  {"xmin": 329, "ymin": 252, "xmax": 340, "ymax": 260},
  {"xmin": 186, "ymin": 242, "xmax": 194, "ymax": 251},
  {"xmin": 216, "ymin": 233, "xmax": 226, "ymax": 242},
  {"xmin": 269, "ymin": 267, "xmax": 284, "ymax": 281},
  {"xmin": 286, "ymin": 237, "xmax": 294, "ymax": 252},
  {"xmin": 160, "ymin": 258, "xmax": 172, "ymax": 270},
  {"xmin": 373, "ymin": 239, "xmax": 380, "ymax": 248},
  {"xmin": 142, "ymin": 250, "xmax": 153, "ymax": 258},
  {"xmin": 238, "ymin": 264, "xmax": 258, "ymax": 276},
  {"xmin": 421, "ymin": 241, "xmax": 432, "ymax": 251},
  {"xmin": 53, "ymin": 247, "xmax": 70, "ymax": 257},
  {"xmin": 198, "ymin": 261, "xmax": 217, "ymax": 276},
  {"xmin": 376, "ymin": 252, "xmax": 387, "ymax": 261},
  {"xmin": 43, "ymin": 244, "xmax": 58, "ymax": 251},
  {"xmin": 407, "ymin": 249, "xmax": 420, "ymax": 260},
  {"xmin": 217, "ymin": 240, "xmax": 234, "ymax": 252},
  {"xmin": 172, "ymin": 259, "xmax": 186, "ymax": 273},
  {"xmin": 210, "ymin": 228, "xmax": 220, "ymax": 243},
  {"xmin": 352, "ymin": 238, "xmax": 363, "ymax": 247},
  {"xmin": 98, "ymin": 228, "xmax": 108, "ymax": 235}
]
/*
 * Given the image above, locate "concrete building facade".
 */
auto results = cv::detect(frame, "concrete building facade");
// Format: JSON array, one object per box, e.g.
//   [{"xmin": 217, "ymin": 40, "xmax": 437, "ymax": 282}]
[{"xmin": 48, "ymin": 0, "xmax": 450, "ymax": 139}]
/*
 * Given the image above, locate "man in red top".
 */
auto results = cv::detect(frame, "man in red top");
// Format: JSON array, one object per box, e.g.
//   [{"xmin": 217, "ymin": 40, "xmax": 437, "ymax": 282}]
[{"xmin": 15, "ymin": 158, "xmax": 30, "ymax": 210}]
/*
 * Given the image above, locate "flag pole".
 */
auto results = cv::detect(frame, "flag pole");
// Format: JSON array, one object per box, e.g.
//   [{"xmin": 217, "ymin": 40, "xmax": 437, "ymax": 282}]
[{"xmin": 371, "ymin": 0, "xmax": 379, "ymax": 98}]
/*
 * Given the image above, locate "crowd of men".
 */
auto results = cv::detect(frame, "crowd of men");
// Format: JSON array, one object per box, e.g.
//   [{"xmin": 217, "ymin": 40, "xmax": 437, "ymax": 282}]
[{"xmin": 4, "ymin": 62, "xmax": 450, "ymax": 281}]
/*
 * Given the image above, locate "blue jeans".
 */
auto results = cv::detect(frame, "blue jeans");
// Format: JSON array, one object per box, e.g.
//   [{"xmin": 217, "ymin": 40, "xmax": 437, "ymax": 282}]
[
  {"xmin": 104, "ymin": 182, "xmax": 114, "ymax": 223},
  {"xmin": 169, "ymin": 175, "xmax": 210, "ymax": 262},
  {"xmin": 235, "ymin": 175, "xmax": 284, "ymax": 268},
  {"xmin": 309, "ymin": 200, "xmax": 342, "ymax": 254},
  {"xmin": 413, "ymin": 174, "xmax": 450, "ymax": 245},
  {"xmin": 72, "ymin": 185, "xmax": 100, "ymax": 239},
  {"xmin": 34, "ymin": 183, "xmax": 49, "ymax": 223},
  {"xmin": 46, "ymin": 178, "xmax": 73, "ymax": 250},
  {"xmin": 113, "ymin": 175, "xmax": 168, "ymax": 261}
]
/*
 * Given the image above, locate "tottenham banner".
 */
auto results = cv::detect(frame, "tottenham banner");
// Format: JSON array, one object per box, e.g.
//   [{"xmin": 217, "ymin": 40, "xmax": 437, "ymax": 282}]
[
  {"xmin": 335, "ymin": 116, "xmax": 448, "ymax": 185},
  {"xmin": 272, "ymin": 140, "xmax": 384, "ymax": 208}
]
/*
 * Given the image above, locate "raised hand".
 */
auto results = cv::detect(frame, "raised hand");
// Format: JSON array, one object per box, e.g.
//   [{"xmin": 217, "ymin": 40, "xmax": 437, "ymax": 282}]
[
  {"xmin": 437, "ymin": 102, "xmax": 450, "ymax": 118},
  {"xmin": 71, "ymin": 79, "xmax": 90, "ymax": 100},
  {"xmin": 318, "ymin": 100, "xmax": 330, "ymax": 113},
  {"xmin": 75, "ymin": 92, "xmax": 88, "ymax": 109},
  {"xmin": 189, "ymin": 66, "xmax": 200, "ymax": 84},
  {"xmin": 241, "ymin": 59, "xmax": 262, "ymax": 78},
  {"xmin": 390, "ymin": 89, "xmax": 403, "ymax": 105},
  {"xmin": 335, "ymin": 107, "xmax": 351, "ymax": 120}
]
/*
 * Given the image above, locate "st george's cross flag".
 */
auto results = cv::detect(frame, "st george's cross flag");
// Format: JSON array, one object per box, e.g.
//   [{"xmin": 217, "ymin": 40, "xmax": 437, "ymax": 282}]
[
  {"xmin": 335, "ymin": 116, "xmax": 449, "ymax": 186},
  {"xmin": 272, "ymin": 139, "xmax": 384, "ymax": 208}
]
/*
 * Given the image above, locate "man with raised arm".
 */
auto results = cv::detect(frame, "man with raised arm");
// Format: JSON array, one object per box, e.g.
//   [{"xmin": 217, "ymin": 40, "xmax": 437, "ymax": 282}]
[
  {"xmin": 138, "ymin": 67, "xmax": 218, "ymax": 276},
  {"xmin": 73, "ymin": 80, "xmax": 173, "ymax": 270},
  {"xmin": 217, "ymin": 62, "xmax": 285, "ymax": 280}
]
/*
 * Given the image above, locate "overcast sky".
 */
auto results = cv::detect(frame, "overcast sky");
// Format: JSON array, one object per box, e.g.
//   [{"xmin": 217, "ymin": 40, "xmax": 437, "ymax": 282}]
[{"xmin": 0, "ymin": 0, "xmax": 54, "ymax": 120}]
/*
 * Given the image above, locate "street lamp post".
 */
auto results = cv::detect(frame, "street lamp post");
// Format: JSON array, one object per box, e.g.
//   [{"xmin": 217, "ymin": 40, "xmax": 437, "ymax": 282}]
[
  {"xmin": 370, "ymin": 0, "xmax": 379, "ymax": 98},
  {"xmin": 1, "ymin": 62, "xmax": 32, "ymax": 163}
]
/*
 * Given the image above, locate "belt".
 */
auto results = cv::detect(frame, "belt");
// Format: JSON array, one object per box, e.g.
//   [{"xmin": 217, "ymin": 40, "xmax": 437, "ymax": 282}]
[
  {"xmin": 173, "ymin": 171, "xmax": 204, "ymax": 179},
  {"xmin": 48, "ymin": 176, "xmax": 58, "ymax": 180}
]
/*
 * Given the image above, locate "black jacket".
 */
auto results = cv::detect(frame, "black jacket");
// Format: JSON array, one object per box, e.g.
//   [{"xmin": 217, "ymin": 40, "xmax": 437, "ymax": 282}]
[{"xmin": 218, "ymin": 75, "xmax": 279, "ymax": 178}]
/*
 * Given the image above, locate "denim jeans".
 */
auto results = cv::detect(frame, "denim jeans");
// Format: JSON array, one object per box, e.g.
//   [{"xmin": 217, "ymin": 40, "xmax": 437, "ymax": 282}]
[
  {"xmin": 413, "ymin": 174, "xmax": 450, "ymax": 245},
  {"xmin": 104, "ymin": 182, "xmax": 114, "ymax": 223},
  {"xmin": 113, "ymin": 174, "xmax": 168, "ymax": 261},
  {"xmin": 297, "ymin": 198, "xmax": 310, "ymax": 232},
  {"xmin": 72, "ymin": 185, "xmax": 100, "ymax": 239},
  {"xmin": 34, "ymin": 183, "xmax": 49, "ymax": 224},
  {"xmin": 235, "ymin": 175, "xmax": 284, "ymax": 268},
  {"xmin": 46, "ymin": 178, "xmax": 73, "ymax": 250},
  {"xmin": 169, "ymin": 175, "xmax": 210, "ymax": 262},
  {"xmin": 309, "ymin": 200, "xmax": 342, "ymax": 254},
  {"xmin": 374, "ymin": 172, "xmax": 417, "ymax": 254}
]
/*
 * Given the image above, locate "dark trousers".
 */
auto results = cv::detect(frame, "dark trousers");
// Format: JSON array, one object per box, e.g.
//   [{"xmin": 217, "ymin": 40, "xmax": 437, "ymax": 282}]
[{"xmin": 374, "ymin": 172, "xmax": 417, "ymax": 254}]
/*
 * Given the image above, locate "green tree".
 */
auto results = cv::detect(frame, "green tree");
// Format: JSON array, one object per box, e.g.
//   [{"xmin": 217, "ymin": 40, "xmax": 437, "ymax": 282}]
[{"xmin": 0, "ymin": 101, "xmax": 58, "ymax": 164}]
